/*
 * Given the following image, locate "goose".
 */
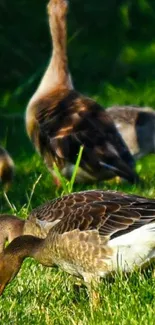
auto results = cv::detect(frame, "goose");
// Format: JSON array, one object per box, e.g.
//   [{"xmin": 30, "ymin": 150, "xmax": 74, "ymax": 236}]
[
  {"xmin": 0, "ymin": 146, "xmax": 14, "ymax": 190},
  {"xmin": 0, "ymin": 190, "xmax": 98, "ymax": 252},
  {"xmin": 26, "ymin": 0, "xmax": 138, "ymax": 185},
  {"xmin": 107, "ymin": 105, "xmax": 155, "ymax": 159},
  {"xmin": 0, "ymin": 189, "xmax": 155, "ymax": 304}
]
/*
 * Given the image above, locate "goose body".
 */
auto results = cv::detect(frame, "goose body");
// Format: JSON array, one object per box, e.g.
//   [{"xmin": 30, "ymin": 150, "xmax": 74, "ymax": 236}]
[
  {"xmin": 1, "ymin": 190, "xmax": 100, "ymax": 251},
  {"xmin": 1, "ymin": 188, "xmax": 125, "ymax": 250},
  {"xmin": 0, "ymin": 146, "xmax": 14, "ymax": 190},
  {"xmin": 26, "ymin": 0, "xmax": 137, "ymax": 184},
  {"xmin": 107, "ymin": 105, "xmax": 155, "ymax": 159},
  {"xmin": 0, "ymin": 189, "xmax": 155, "ymax": 296}
]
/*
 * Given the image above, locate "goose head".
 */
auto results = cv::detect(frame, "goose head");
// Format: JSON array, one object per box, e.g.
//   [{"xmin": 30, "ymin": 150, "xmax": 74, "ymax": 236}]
[
  {"xmin": 0, "ymin": 251, "xmax": 22, "ymax": 295},
  {"xmin": 0, "ymin": 235, "xmax": 43, "ymax": 295}
]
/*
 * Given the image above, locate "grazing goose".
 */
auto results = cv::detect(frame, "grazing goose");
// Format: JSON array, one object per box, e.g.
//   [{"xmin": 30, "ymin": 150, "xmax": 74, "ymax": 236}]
[
  {"xmin": 0, "ymin": 147, "xmax": 14, "ymax": 190},
  {"xmin": 26, "ymin": 0, "xmax": 138, "ymax": 185},
  {"xmin": 0, "ymin": 190, "xmax": 103, "ymax": 252},
  {"xmin": 107, "ymin": 105, "xmax": 155, "ymax": 159},
  {"xmin": 0, "ymin": 189, "xmax": 155, "ymax": 303}
]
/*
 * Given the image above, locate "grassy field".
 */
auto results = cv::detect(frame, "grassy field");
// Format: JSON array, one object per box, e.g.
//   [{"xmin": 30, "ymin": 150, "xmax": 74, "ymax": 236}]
[{"xmin": 0, "ymin": 86, "xmax": 155, "ymax": 324}]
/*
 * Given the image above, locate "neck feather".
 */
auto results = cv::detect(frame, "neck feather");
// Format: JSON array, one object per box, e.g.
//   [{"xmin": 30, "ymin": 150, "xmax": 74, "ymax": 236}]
[
  {"xmin": 0, "ymin": 215, "xmax": 25, "ymax": 252},
  {"xmin": 35, "ymin": 7, "xmax": 73, "ymax": 98},
  {"xmin": 4, "ymin": 235, "xmax": 44, "ymax": 262}
]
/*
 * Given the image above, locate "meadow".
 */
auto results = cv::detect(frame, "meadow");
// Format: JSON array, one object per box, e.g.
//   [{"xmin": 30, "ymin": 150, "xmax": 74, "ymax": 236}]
[
  {"xmin": 0, "ymin": 0, "xmax": 155, "ymax": 324},
  {"xmin": 0, "ymin": 85, "xmax": 155, "ymax": 324}
]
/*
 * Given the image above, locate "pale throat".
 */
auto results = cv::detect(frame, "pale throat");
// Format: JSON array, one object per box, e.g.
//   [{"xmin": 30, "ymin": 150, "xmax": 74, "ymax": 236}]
[{"xmin": 34, "ymin": 13, "xmax": 73, "ymax": 97}]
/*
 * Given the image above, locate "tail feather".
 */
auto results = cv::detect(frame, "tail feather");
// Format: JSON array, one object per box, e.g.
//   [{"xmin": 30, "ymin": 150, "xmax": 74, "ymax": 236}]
[
  {"xmin": 109, "ymin": 222, "xmax": 155, "ymax": 271},
  {"xmin": 99, "ymin": 159, "xmax": 139, "ymax": 184},
  {"xmin": 110, "ymin": 222, "xmax": 155, "ymax": 247}
]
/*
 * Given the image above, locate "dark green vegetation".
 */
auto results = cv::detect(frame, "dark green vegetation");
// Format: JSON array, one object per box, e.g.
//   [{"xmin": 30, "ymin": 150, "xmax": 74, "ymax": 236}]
[
  {"xmin": 0, "ymin": 0, "xmax": 155, "ymax": 324},
  {"xmin": 1, "ymin": 0, "xmax": 155, "ymax": 111}
]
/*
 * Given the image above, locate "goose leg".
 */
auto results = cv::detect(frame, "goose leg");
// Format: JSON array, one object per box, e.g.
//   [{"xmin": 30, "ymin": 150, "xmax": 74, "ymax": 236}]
[{"xmin": 83, "ymin": 274, "xmax": 101, "ymax": 309}]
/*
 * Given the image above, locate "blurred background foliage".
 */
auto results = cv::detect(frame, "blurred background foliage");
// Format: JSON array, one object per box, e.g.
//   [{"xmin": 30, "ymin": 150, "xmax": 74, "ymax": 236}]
[
  {"xmin": 1, "ymin": 0, "xmax": 155, "ymax": 210},
  {"xmin": 1, "ymin": 0, "xmax": 155, "ymax": 170},
  {"xmin": 1, "ymin": 4, "xmax": 155, "ymax": 319},
  {"xmin": 0, "ymin": 0, "xmax": 155, "ymax": 112}
]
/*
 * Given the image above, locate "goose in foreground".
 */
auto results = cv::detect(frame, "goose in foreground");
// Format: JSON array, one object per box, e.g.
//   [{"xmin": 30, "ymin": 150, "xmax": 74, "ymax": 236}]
[
  {"xmin": 0, "ymin": 190, "xmax": 106, "ymax": 252},
  {"xmin": 107, "ymin": 105, "xmax": 155, "ymax": 159},
  {"xmin": 26, "ymin": 0, "xmax": 138, "ymax": 185},
  {"xmin": 0, "ymin": 189, "xmax": 155, "ymax": 301},
  {"xmin": 0, "ymin": 147, "xmax": 14, "ymax": 190}
]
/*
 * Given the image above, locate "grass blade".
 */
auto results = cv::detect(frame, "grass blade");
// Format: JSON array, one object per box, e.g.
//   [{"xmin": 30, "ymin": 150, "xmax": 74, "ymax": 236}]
[
  {"xmin": 53, "ymin": 162, "xmax": 69, "ymax": 194},
  {"xmin": 68, "ymin": 145, "xmax": 84, "ymax": 193}
]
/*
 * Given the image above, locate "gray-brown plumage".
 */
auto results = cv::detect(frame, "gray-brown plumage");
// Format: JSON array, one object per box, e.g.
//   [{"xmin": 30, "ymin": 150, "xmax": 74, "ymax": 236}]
[
  {"xmin": 26, "ymin": 0, "xmax": 138, "ymax": 184},
  {"xmin": 0, "ymin": 146, "xmax": 14, "ymax": 190},
  {"xmin": 0, "ymin": 189, "xmax": 155, "ymax": 301},
  {"xmin": 0, "ymin": 215, "xmax": 24, "ymax": 252},
  {"xmin": 107, "ymin": 105, "xmax": 155, "ymax": 159}
]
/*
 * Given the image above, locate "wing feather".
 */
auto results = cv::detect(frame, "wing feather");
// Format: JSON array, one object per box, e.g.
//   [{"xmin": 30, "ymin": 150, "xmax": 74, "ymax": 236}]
[
  {"xmin": 35, "ymin": 90, "xmax": 137, "ymax": 182},
  {"xmin": 43, "ymin": 191, "xmax": 155, "ymax": 240},
  {"xmin": 29, "ymin": 190, "xmax": 155, "ymax": 241}
]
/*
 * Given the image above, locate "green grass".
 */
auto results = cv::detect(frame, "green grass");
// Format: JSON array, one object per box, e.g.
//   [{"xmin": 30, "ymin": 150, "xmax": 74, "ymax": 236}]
[
  {"xmin": 0, "ymin": 86, "xmax": 155, "ymax": 324},
  {"xmin": 1, "ymin": 1, "xmax": 155, "ymax": 321},
  {"xmin": 0, "ymin": 261, "xmax": 154, "ymax": 324}
]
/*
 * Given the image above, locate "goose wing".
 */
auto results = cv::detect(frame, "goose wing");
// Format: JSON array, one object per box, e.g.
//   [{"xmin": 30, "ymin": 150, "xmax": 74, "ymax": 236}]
[
  {"xmin": 29, "ymin": 189, "xmax": 148, "ymax": 224},
  {"xmin": 48, "ymin": 190, "xmax": 155, "ymax": 239},
  {"xmin": 35, "ymin": 89, "xmax": 137, "ymax": 182}
]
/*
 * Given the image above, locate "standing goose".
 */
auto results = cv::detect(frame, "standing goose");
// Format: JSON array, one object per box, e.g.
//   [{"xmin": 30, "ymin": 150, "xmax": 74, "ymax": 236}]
[
  {"xmin": 0, "ymin": 189, "xmax": 155, "ymax": 301},
  {"xmin": 0, "ymin": 147, "xmax": 14, "ymax": 190},
  {"xmin": 26, "ymin": 0, "xmax": 138, "ymax": 184},
  {"xmin": 107, "ymin": 105, "xmax": 155, "ymax": 159}
]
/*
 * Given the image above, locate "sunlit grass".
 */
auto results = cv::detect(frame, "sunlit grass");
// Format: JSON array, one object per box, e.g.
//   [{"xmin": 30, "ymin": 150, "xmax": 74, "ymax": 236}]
[
  {"xmin": 0, "ymin": 86, "xmax": 155, "ymax": 324},
  {"xmin": 0, "ymin": 150, "xmax": 154, "ymax": 324},
  {"xmin": 0, "ymin": 259, "xmax": 154, "ymax": 324}
]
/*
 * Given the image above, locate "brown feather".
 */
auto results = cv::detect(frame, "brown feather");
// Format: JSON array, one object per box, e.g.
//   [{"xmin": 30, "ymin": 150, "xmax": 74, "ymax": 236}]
[
  {"xmin": 29, "ymin": 190, "xmax": 155, "ymax": 239},
  {"xmin": 107, "ymin": 105, "xmax": 155, "ymax": 159},
  {"xmin": 0, "ymin": 189, "xmax": 155, "ymax": 297},
  {"xmin": 26, "ymin": 0, "xmax": 137, "ymax": 184}
]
